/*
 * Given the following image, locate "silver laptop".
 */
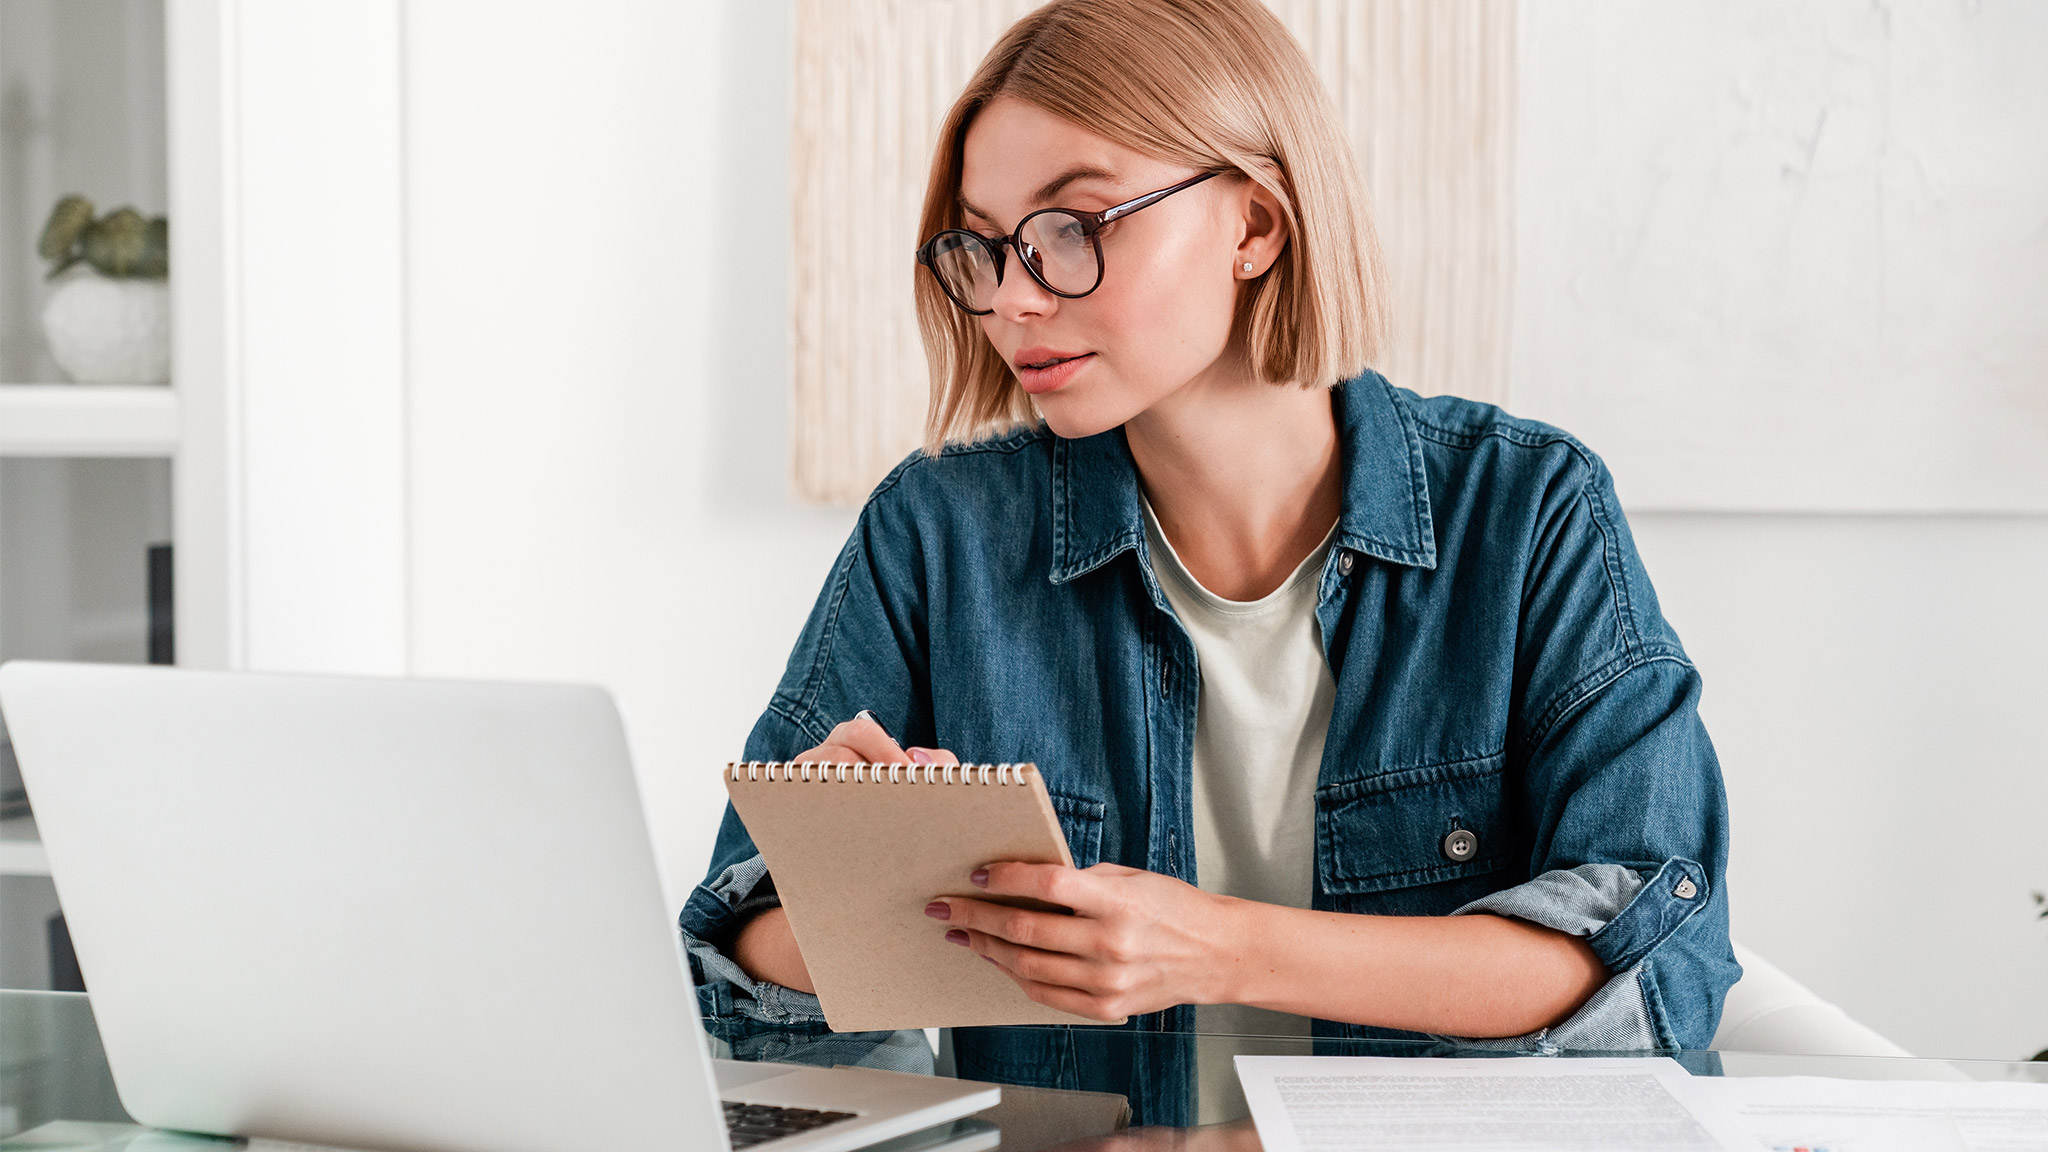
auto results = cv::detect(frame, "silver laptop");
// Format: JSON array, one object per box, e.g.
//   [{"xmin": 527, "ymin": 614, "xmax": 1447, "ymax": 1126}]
[{"xmin": 0, "ymin": 661, "xmax": 998, "ymax": 1152}]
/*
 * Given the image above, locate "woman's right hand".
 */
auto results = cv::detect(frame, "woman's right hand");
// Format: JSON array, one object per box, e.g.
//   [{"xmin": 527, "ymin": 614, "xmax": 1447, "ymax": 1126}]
[
  {"xmin": 729, "ymin": 711, "xmax": 961, "ymax": 991},
  {"xmin": 796, "ymin": 710, "xmax": 958, "ymax": 768}
]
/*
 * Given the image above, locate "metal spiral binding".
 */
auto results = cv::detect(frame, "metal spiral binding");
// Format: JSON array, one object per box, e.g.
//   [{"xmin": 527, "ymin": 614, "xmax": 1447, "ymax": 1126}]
[{"xmin": 727, "ymin": 760, "xmax": 1030, "ymax": 784}]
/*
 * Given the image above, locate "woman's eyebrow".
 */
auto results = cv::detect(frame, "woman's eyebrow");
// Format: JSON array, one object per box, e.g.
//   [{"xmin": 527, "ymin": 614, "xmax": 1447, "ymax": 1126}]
[
  {"xmin": 957, "ymin": 164, "xmax": 1123, "ymax": 223},
  {"xmin": 1031, "ymin": 164, "xmax": 1120, "ymax": 205}
]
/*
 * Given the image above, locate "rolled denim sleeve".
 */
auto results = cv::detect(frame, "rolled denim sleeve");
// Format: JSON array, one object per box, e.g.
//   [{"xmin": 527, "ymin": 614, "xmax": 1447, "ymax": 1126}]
[
  {"xmin": 679, "ymin": 482, "xmax": 933, "ymax": 1027},
  {"xmin": 1451, "ymin": 858, "xmax": 1711, "ymax": 1050},
  {"xmin": 678, "ymin": 843, "xmax": 829, "ymax": 1027},
  {"xmin": 1455, "ymin": 862, "xmax": 1646, "ymax": 938},
  {"xmin": 679, "ymin": 684, "xmax": 840, "ymax": 1025},
  {"xmin": 1452, "ymin": 456, "xmax": 1740, "ymax": 1050}
]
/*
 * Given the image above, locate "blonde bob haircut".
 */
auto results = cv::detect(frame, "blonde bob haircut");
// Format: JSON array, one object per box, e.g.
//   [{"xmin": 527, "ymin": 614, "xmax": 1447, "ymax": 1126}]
[{"xmin": 917, "ymin": 0, "xmax": 1388, "ymax": 452}]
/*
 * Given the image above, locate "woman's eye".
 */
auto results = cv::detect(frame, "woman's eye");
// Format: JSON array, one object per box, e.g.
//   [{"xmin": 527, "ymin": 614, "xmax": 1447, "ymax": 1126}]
[{"xmin": 1040, "ymin": 218, "xmax": 1088, "ymax": 247}]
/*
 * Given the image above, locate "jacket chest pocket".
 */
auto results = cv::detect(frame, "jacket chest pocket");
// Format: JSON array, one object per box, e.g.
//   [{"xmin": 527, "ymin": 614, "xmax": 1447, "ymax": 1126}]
[
  {"xmin": 1316, "ymin": 752, "xmax": 1512, "ymax": 915},
  {"xmin": 1047, "ymin": 791, "xmax": 1105, "ymax": 869}
]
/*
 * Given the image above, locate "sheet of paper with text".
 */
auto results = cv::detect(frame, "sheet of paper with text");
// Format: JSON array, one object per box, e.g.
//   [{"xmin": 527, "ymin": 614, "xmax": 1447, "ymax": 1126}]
[
  {"xmin": 1688, "ymin": 1074, "xmax": 2048, "ymax": 1152},
  {"xmin": 1234, "ymin": 1056, "xmax": 1756, "ymax": 1152},
  {"xmin": 1237, "ymin": 1055, "xmax": 2048, "ymax": 1152}
]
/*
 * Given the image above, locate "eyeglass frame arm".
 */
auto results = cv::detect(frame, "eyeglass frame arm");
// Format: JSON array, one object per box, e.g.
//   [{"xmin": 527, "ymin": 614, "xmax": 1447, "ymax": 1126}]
[{"xmin": 913, "ymin": 169, "xmax": 1224, "ymax": 305}]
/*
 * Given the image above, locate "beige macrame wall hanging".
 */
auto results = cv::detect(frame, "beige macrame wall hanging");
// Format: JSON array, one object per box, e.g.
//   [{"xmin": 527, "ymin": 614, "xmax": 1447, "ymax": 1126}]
[{"xmin": 791, "ymin": 0, "xmax": 1516, "ymax": 505}]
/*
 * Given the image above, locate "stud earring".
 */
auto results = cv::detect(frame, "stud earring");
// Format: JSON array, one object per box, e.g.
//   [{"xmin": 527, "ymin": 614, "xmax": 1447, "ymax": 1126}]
[{"xmin": 1241, "ymin": 262, "xmax": 1254, "ymax": 273}]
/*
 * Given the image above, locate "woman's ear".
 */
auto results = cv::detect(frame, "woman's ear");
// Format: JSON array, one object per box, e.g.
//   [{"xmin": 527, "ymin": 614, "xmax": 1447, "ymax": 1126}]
[{"xmin": 1234, "ymin": 177, "xmax": 1290, "ymax": 279}]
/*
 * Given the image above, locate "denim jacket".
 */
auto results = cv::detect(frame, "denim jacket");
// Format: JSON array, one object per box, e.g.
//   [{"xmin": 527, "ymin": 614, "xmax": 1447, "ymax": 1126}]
[{"xmin": 680, "ymin": 373, "xmax": 1739, "ymax": 1126}]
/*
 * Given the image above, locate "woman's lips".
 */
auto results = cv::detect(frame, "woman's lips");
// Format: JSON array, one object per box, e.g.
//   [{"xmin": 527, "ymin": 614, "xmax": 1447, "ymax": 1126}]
[{"xmin": 1015, "ymin": 352, "xmax": 1094, "ymax": 394}]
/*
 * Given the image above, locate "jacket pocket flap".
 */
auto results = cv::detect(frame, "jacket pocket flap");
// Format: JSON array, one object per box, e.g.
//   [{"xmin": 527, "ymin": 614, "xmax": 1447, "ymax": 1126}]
[{"xmin": 1316, "ymin": 753, "xmax": 1511, "ymax": 895}]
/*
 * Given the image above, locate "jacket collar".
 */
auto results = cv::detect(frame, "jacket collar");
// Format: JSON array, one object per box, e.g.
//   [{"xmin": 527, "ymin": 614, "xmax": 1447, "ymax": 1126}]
[{"xmin": 1047, "ymin": 372, "xmax": 1438, "ymax": 584}]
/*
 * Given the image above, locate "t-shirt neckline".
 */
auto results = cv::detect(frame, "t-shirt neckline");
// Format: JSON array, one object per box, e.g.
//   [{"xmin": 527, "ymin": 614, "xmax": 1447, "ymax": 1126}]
[{"xmin": 1139, "ymin": 493, "xmax": 1339, "ymax": 617}]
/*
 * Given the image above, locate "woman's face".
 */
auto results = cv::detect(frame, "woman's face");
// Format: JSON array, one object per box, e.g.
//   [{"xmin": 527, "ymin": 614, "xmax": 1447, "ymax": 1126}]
[{"xmin": 956, "ymin": 97, "xmax": 1282, "ymax": 438}]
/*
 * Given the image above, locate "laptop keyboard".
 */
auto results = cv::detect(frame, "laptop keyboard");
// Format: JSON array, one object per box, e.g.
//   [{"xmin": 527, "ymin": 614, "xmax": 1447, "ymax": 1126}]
[{"xmin": 723, "ymin": 1100, "xmax": 859, "ymax": 1148}]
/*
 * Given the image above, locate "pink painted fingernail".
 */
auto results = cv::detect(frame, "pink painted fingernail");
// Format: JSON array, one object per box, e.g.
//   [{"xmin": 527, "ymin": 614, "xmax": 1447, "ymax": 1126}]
[
  {"xmin": 945, "ymin": 929, "xmax": 969, "ymax": 946},
  {"xmin": 924, "ymin": 901, "xmax": 951, "ymax": 921},
  {"xmin": 970, "ymin": 868, "xmax": 989, "ymax": 888},
  {"xmin": 908, "ymin": 747, "xmax": 935, "ymax": 765}
]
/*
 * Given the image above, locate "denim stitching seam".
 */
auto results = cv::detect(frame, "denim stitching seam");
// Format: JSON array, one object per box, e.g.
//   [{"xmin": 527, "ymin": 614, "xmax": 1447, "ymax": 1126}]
[
  {"xmin": 1582, "ymin": 475, "xmax": 1641, "ymax": 660},
  {"xmin": 1323, "ymin": 853, "xmax": 1513, "ymax": 894},
  {"xmin": 1051, "ymin": 437, "xmax": 1070, "ymax": 578},
  {"xmin": 793, "ymin": 518, "xmax": 865, "ymax": 719},
  {"xmin": 1315, "ymin": 749, "xmax": 1506, "ymax": 800},
  {"xmin": 1384, "ymin": 385, "xmax": 1438, "ymax": 559},
  {"xmin": 1522, "ymin": 653, "xmax": 1694, "ymax": 759},
  {"xmin": 765, "ymin": 693, "xmax": 831, "ymax": 749}
]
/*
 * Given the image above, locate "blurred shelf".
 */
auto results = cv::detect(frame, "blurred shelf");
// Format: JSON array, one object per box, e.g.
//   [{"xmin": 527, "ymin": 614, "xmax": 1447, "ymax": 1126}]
[
  {"xmin": 0, "ymin": 816, "xmax": 50, "ymax": 878},
  {"xmin": 0, "ymin": 384, "xmax": 179, "ymax": 457}
]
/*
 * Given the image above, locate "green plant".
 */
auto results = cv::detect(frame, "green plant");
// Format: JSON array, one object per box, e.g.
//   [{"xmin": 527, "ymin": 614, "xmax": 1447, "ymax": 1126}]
[{"xmin": 37, "ymin": 195, "xmax": 168, "ymax": 279}]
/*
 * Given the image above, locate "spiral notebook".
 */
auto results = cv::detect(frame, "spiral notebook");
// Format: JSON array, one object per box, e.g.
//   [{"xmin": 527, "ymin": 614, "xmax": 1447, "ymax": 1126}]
[{"xmin": 724, "ymin": 760, "xmax": 1123, "ymax": 1032}]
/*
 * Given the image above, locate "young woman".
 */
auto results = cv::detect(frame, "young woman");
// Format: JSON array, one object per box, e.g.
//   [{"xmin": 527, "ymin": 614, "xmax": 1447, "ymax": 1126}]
[{"xmin": 681, "ymin": 0, "xmax": 1737, "ymax": 1126}]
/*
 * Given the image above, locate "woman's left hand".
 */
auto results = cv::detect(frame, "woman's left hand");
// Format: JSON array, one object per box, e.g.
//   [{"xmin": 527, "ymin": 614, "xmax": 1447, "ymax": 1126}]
[{"xmin": 926, "ymin": 862, "xmax": 1241, "ymax": 1022}]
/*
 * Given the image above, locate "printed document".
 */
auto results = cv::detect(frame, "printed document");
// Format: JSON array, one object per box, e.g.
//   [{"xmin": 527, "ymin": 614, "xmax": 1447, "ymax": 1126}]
[
  {"xmin": 1689, "ymin": 1074, "xmax": 2048, "ymax": 1152},
  {"xmin": 1234, "ymin": 1055, "xmax": 1754, "ymax": 1151},
  {"xmin": 1236, "ymin": 1055, "xmax": 2048, "ymax": 1152}
]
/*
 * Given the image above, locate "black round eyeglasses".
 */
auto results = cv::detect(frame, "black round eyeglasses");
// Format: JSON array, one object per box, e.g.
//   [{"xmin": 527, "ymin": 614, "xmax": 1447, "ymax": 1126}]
[{"xmin": 915, "ymin": 171, "xmax": 1221, "ymax": 316}]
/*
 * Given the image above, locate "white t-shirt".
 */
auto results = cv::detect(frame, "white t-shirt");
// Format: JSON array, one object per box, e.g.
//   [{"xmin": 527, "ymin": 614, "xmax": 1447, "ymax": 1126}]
[{"xmin": 1141, "ymin": 496, "xmax": 1338, "ymax": 1125}]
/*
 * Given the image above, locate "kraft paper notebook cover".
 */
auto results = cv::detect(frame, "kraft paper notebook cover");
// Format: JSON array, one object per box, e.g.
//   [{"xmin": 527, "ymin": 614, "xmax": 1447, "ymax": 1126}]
[{"xmin": 724, "ymin": 760, "xmax": 1123, "ymax": 1032}]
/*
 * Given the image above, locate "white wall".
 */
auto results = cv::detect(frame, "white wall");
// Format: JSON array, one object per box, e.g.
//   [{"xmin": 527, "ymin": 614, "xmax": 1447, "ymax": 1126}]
[
  {"xmin": 1632, "ymin": 513, "xmax": 2048, "ymax": 1060},
  {"xmin": 1508, "ymin": 1, "xmax": 2048, "ymax": 1059},
  {"xmin": 396, "ymin": 1, "xmax": 2048, "ymax": 1062},
  {"xmin": 231, "ymin": 3, "xmax": 409, "ymax": 676},
  {"xmin": 1513, "ymin": 2, "xmax": 2048, "ymax": 513},
  {"xmin": 402, "ymin": 0, "xmax": 853, "ymax": 904}
]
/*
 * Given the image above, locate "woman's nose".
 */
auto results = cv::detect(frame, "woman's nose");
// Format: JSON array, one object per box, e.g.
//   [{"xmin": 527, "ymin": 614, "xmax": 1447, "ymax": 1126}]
[{"xmin": 988, "ymin": 245, "xmax": 1057, "ymax": 322}]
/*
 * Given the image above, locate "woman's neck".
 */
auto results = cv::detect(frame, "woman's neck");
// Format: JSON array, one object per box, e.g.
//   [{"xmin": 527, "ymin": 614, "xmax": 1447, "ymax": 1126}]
[{"xmin": 1124, "ymin": 362, "xmax": 1343, "ymax": 602}]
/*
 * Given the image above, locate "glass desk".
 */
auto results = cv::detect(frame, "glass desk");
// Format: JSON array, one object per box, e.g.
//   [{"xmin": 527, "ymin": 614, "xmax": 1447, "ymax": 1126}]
[{"xmin": 3, "ymin": 990, "xmax": 2044, "ymax": 1150}]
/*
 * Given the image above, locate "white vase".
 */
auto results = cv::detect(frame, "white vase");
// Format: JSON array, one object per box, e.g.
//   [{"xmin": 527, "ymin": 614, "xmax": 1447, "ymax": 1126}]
[{"xmin": 40, "ymin": 268, "xmax": 171, "ymax": 385}]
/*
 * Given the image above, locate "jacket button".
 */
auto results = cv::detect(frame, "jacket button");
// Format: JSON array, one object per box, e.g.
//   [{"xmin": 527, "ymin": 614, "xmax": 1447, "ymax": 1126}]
[
  {"xmin": 1337, "ymin": 551, "xmax": 1355, "ymax": 576},
  {"xmin": 1673, "ymin": 876, "xmax": 1698, "ymax": 900},
  {"xmin": 1441, "ymin": 828, "xmax": 1478, "ymax": 863}
]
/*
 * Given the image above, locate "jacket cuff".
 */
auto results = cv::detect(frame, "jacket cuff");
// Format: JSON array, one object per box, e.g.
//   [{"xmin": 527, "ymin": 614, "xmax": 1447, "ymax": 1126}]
[
  {"xmin": 1445, "ymin": 859, "xmax": 1709, "ymax": 1052},
  {"xmin": 1585, "ymin": 858, "xmax": 1710, "ymax": 972},
  {"xmin": 677, "ymin": 853, "xmax": 825, "ymax": 1026},
  {"xmin": 1449, "ymin": 863, "xmax": 1645, "ymax": 936}
]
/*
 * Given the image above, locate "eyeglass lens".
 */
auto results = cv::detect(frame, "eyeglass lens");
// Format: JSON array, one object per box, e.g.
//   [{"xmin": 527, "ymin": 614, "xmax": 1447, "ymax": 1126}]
[{"xmin": 928, "ymin": 211, "xmax": 1100, "ymax": 313}]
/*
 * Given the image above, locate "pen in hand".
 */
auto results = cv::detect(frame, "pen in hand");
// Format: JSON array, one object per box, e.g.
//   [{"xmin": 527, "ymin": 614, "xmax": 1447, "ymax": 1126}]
[
  {"xmin": 851, "ymin": 709, "xmax": 945, "ymax": 766},
  {"xmin": 853, "ymin": 709, "xmax": 890, "ymax": 740}
]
